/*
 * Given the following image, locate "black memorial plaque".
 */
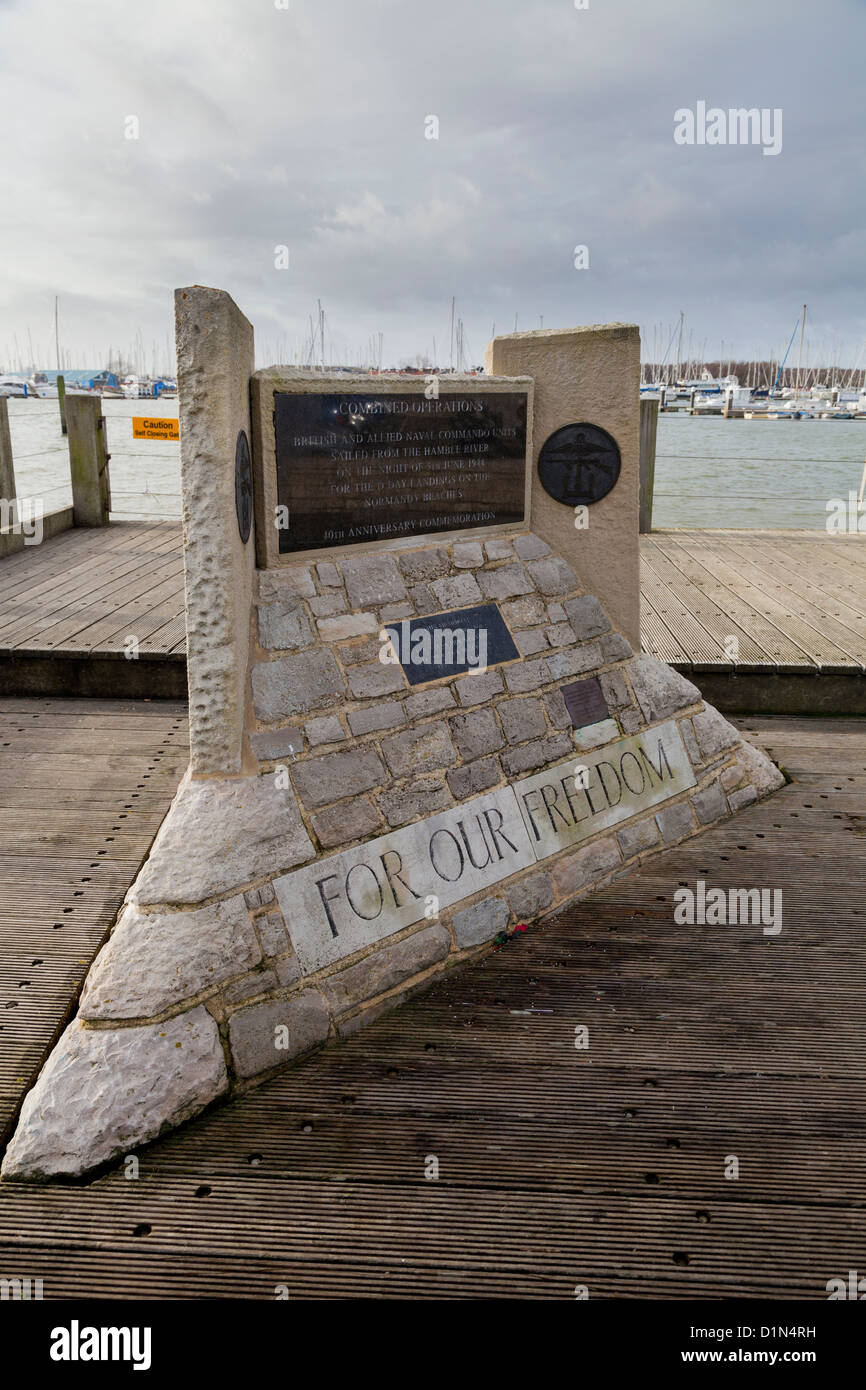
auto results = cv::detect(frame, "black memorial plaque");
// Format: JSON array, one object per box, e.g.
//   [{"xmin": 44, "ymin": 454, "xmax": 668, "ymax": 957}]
[
  {"xmin": 383, "ymin": 603, "xmax": 519, "ymax": 686},
  {"xmin": 561, "ymin": 677, "xmax": 610, "ymax": 730},
  {"xmin": 235, "ymin": 429, "xmax": 253, "ymax": 544},
  {"xmin": 537, "ymin": 422, "xmax": 621, "ymax": 506},
  {"xmin": 274, "ymin": 391, "xmax": 527, "ymax": 553}
]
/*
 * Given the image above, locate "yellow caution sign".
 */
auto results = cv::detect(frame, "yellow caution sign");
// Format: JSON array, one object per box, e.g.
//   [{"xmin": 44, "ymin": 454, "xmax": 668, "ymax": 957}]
[{"xmin": 132, "ymin": 416, "xmax": 180, "ymax": 440}]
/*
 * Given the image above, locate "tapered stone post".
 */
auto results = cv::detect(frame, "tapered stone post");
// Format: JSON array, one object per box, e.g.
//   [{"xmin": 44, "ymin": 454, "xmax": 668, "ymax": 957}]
[
  {"xmin": 174, "ymin": 286, "xmax": 256, "ymax": 776},
  {"xmin": 486, "ymin": 324, "xmax": 641, "ymax": 647}
]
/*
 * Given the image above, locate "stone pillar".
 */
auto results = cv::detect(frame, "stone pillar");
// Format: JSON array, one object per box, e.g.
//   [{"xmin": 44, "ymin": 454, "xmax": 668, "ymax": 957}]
[
  {"xmin": 174, "ymin": 286, "xmax": 256, "ymax": 777},
  {"xmin": 0, "ymin": 397, "xmax": 14, "ymax": 505},
  {"xmin": 486, "ymin": 324, "xmax": 641, "ymax": 647},
  {"xmin": 67, "ymin": 394, "xmax": 111, "ymax": 526}
]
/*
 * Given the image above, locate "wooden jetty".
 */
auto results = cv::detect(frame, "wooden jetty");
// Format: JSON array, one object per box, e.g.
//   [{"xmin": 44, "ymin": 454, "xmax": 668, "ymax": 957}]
[
  {"xmin": 0, "ymin": 520, "xmax": 862, "ymax": 713},
  {"xmin": 0, "ymin": 716, "xmax": 863, "ymax": 1299},
  {"xmin": 0, "ymin": 698, "xmax": 189, "ymax": 1143}
]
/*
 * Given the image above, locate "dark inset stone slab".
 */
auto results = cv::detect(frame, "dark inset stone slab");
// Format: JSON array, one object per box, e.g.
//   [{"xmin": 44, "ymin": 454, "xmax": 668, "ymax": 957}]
[
  {"xmin": 383, "ymin": 604, "xmax": 519, "ymax": 687},
  {"xmin": 561, "ymin": 676, "xmax": 610, "ymax": 729},
  {"xmin": 274, "ymin": 390, "xmax": 528, "ymax": 552}
]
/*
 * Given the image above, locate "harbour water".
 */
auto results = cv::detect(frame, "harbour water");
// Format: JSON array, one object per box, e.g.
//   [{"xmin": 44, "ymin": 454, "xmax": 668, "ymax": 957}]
[{"xmin": 4, "ymin": 397, "xmax": 864, "ymax": 531}]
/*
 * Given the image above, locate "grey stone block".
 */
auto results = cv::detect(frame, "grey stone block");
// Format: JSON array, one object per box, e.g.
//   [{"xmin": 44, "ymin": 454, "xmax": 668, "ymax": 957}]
[
  {"xmin": 347, "ymin": 660, "xmax": 407, "ymax": 699},
  {"xmin": 679, "ymin": 718, "xmax": 701, "ymax": 765},
  {"xmin": 629, "ymin": 654, "xmax": 700, "ymax": 723},
  {"xmin": 431, "ymin": 572, "xmax": 483, "ymax": 609},
  {"xmin": 504, "ymin": 658, "xmax": 549, "ymax": 693},
  {"xmin": 498, "ymin": 697, "xmax": 547, "ymax": 744},
  {"xmin": 478, "ymin": 563, "xmax": 533, "ymax": 600},
  {"xmin": 317, "ymin": 612, "xmax": 378, "ymax": 642},
  {"xmin": 274, "ymin": 953, "xmax": 302, "ymax": 986},
  {"xmin": 545, "ymin": 622, "xmax": 575, "ymax": 647},
  {"xmin": 322, "ymin": 924, "xmax": 450, "ymax": 1014},
  {"xmin": 691, "ymin": 781, "xmax": 728, "ymax": 825},
  {"xmin": 452, "ymin": 541, "xmax": 484, "ymax": 568},
  {"xmin": 225, "ymin": 970, "xmax": 278, "ymax": 1005},
  {"xmin": 655, "ymin": 800, "xmax": 695, "ymax": 842},
  {"xmin": 735, "ymin": 739, "xmax": 785, "ymax": 795},
  {"xmin": 250, "ymin": 728, "xmax": 304, "ymax": 761},
  {"xmin": 292, "ymin": 747, "xmax": 385, "ymax": 809},
  {"xmin": 260, "ymin": 568, "xmax": 314, "ymax": 600},
  {"xmin": 80, "ymin": 895, "xmax": 261, "ymax": 1020},
  {"xmin": 380, "ymin": 601, "xmax": 414, "ymax": 622},
  {"xmin": 564, "ymin": 594, "xmax": 611, "ymax": 640},
  {"xmin": 311, "ymin": 797, "xmax": 383, "ymax": 848},
  {"xmin": 617, "ymin": 816, "xmax": 661, "ymax": 859},
  {"xmin": 547, "ymin": 643, "xmax": 602, "ymax": 680},
  {"xmin": 305, "ymin": 715, "xmax": 346, "ymax": 747},
  {"xmin": 501, "ymin": 595, "xmax": 546, "ymax": 627},
  {"xmin": 692, "ymin": 704, "xmax": 741, "ymax": 759},
  {"xmin": 257, "ymin": 598, "xmax": 314, "ymax": 651},
  {"xmin": 379, "ymin": 777, "xmax": 452, "ymax": 826},
  {"xmin": 513, "ymin": 628, "xmax": 549, "ymax": 657},
  {"xmin": 453, "ymin": 896, "xmax": 510, "ymax": 948},
  {"xmin": 398, "ymin": 548, "xmax": 449, "ymax": 582},
  {"xmin": 309, "ymin": 593, "xmax": 347, "ymax": 617},
  {"xmin": 619, "ymin": 707, "xmax": 644, "ymax": 735},
  {"xmin": 484, "ymin": 538, "xmax": 514, "ymax": 561},
  {"xmin": 449, "ymin": 708, "xmax": 504, "ymax": 760},
  {"xmin": 347, "ymin": 701, "xmax": 406, "ymax": 737},
  {"xmin": 507, "ymin": 871, "xmax": 554, "ymax": 920},
  {"xmin": 404, "ymin": 687, "xmax": 456, "ymax": 719},
  {"xmin": 228, "ymin": 990, "xmax": 330, "ymax": 1079},
  {"xmin": 501, "ymin": 731, "xmax": 571, "ymax": 777},
  {"xmin": 252, "ymin": 649, "xmax": 345, "ymax": 721},
  {"xmin": 601, "ymin": 632, "xmax": 634, "ymax": 662},
  {"xmin": 408, "ymin": 583, "xmax": 438, "ymax": 614},
  {"xmin": 552, "ymin": 837, "xmax": 621, "ymax": 899},
  {"xmin": 455, "ymin": 668, "xmax": 503, "ymax": 705},
  {"xmin": 341, "ymin": 553, "xmax": 407, "ymax": 608},
  {"xmin": 728, "ymin": 785, "xmax": 759, "ymax": 812},
  {"xmin": 337, "ymin": 637, "xmax": 381, "ymax": 666},
  {"xmin": 599, "ymin": 669, "xmax": 630, "ymax": 709},
  {"xmin": 513, "ymin": 534, "xmax": 551, "ymax": 561},
  {"xmin": 446, "ymin": 756, "xmax": 501, "ymax": 800},
  {"xmin": 257, "ymin": 909, "xmax": 291, "ymax": 958},
  {"xmin": 544, "ymin": 688, "xmax": 571, "ymax": 729},
  {"xmin": 1, "ymin": 1008, "xmax": 228, "ymax": 1181},
  {"xmin": 381, "ymin": 721, "xmax": 458, "ymax": 777},
  {"xmin": 316, "ymin": 561, "xmax": 341, "ymax": 587},
  {"xmin": 132, "ymin": 771, "xmax": 314, "ymax": 906},
  {"xmin": 526, "ymin": 556, "xmax": 579, "ymax": 595},
  {"xmin": 547, "ymin": 602, "xmax": 566, "ymax": 622}
]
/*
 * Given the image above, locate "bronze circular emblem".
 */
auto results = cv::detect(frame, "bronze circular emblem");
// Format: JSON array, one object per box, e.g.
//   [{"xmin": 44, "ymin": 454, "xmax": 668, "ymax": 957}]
[
  {"xmin": 235, "ymin": 430, "xmax": 253, "ymax": 543},
  {"xmin": 537, "ymin": 423, "xmax": 621, "ymax": 506}
]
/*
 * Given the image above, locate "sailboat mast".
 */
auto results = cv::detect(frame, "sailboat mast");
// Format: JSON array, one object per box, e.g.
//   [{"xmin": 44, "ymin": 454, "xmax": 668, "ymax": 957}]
[{"xmin": 795, "ymin": 304, "xmax": 806, "ymax": 400}]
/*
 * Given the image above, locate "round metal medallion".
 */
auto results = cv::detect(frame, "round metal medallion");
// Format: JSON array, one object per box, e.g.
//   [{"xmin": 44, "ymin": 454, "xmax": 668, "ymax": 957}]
[
  {"xmin": 537, "ymin": 422, "xmax": 621, "ymax": 506},
  {"xmin": 235, "ymin": 429, "xmax": 253, "ymax": 543}
]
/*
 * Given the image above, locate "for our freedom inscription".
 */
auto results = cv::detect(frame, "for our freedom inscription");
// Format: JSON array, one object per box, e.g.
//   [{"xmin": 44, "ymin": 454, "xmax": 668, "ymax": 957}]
[
  {"xmin": 273, "ymin": 390, "xmax": 528, "ymax": 553},
  {"xmin": 275, "ymin": 721, "xmax": 696, "ymax": 973}
]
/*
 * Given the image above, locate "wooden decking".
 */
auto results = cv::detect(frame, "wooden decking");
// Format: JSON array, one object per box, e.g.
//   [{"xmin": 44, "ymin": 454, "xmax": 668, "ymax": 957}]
[
  {"xmin": 0, "ymin": 522, "xmax": 863, "ymax": 711},
  {"xmin": 0, "ymin": 522, "xmax": 187, "ymax": 697},
  {"xmin": 642, "ymin": 530, "xmax": 866, "ymax": 672},
  {"xmin": 1, "ymin": 716, "xmax": 864, "ymax": 1300},
  {"xmin": 0, "ymin": 698, "xmax": 189, "ymax": 1142}
]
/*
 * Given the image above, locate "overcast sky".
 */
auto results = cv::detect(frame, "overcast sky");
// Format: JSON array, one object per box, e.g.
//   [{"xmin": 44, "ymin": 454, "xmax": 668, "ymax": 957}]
[{"xmin": 1, "ymin": 0, "xmax": 863, "ymax": 372}]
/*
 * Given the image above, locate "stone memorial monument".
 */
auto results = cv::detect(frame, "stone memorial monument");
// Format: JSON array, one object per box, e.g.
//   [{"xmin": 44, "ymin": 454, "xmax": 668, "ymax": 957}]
[{"xmin": 1, "ymin": 289, "xmax": 784, "ymax": 1181}]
